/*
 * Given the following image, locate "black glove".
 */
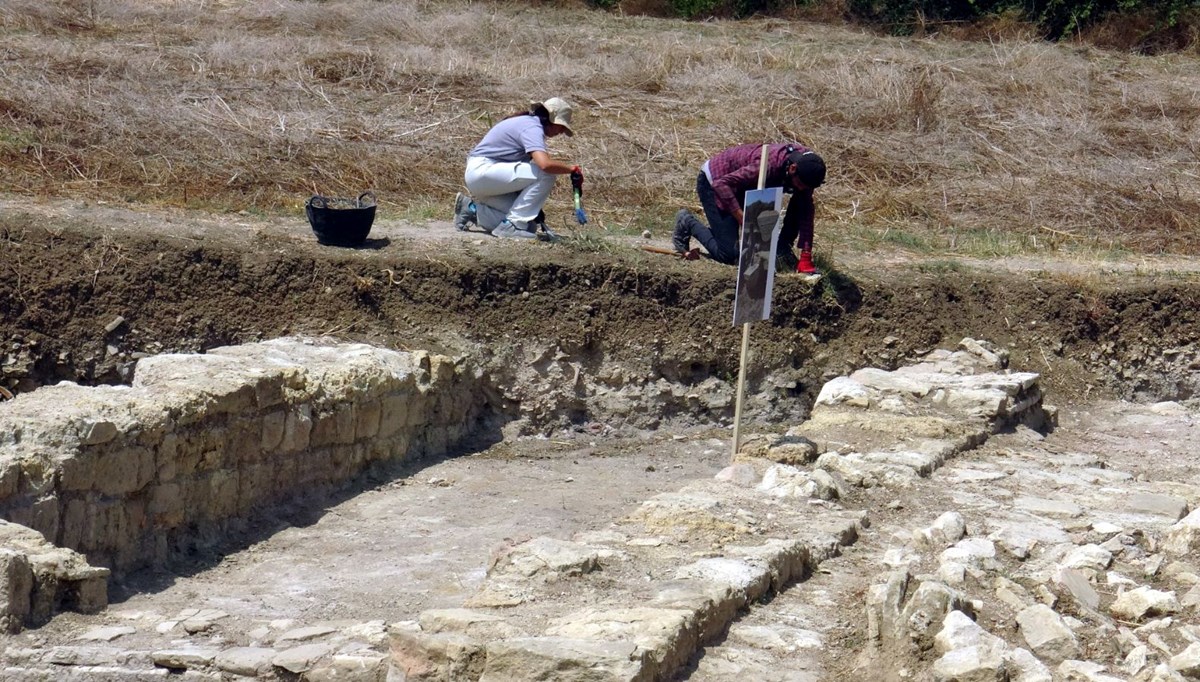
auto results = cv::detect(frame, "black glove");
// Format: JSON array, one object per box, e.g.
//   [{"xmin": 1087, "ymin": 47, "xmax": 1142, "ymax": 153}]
[{"xmin": 570, "ymin": 166, "xmax": 584, "ymax": 194}]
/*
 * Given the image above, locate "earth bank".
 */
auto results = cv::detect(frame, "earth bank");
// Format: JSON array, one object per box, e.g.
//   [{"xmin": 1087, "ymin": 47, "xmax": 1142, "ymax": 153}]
[{"xmin": 2, "ymin": 206, "xmax": 1200, "ymax": 433}]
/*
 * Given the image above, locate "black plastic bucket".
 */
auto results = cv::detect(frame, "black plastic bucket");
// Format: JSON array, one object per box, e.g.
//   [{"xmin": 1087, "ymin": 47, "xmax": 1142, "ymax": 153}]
[{"xmin": 306, "ymin": 191, "xmax": 376, "ymax": 247}]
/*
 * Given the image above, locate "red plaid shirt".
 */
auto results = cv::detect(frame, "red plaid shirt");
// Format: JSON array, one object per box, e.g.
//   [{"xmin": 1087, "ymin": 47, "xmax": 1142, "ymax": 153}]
[{"xmin": 707, "ymin": 142, "xmax": 816, "ymax": 250}]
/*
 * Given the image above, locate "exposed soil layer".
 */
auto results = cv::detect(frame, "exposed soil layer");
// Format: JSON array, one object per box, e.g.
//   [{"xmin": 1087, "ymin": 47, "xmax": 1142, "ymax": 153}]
[
  {"xmin": 2, "ymin": 200, "xmax": 1200, "ymax": 424},
  {"xmin": 4, "ymin": 200, "xmax": 1200, "ymax": 680}
]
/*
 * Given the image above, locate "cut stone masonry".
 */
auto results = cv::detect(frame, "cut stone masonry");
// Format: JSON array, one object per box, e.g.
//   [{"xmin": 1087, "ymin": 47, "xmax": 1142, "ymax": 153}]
[
  {"xmin": 0, "ymin": 336, "xmax": 1053, "ymax": 680},
  {"xmin": 0, "ymin": 337, "xmax": 487, "ymax": 630}
]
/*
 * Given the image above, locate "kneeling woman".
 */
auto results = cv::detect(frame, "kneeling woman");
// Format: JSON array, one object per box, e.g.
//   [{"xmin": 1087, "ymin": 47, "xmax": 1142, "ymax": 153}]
[{"xmin": 455, "ymin": 98, "xmax": 583, "ymax": 239}]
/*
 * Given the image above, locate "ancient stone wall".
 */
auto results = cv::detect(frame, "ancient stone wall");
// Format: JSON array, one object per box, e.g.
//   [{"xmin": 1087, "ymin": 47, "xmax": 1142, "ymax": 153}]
[{"xmin": 0, "ymin": 338, "xmax": 486, "ymax": 597}]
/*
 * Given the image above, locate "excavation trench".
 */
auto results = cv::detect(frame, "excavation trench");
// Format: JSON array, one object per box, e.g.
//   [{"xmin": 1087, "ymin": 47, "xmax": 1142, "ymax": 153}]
[{"xmin": 2, "ymin": 214, "xmax": 1200, "ymax": 676}]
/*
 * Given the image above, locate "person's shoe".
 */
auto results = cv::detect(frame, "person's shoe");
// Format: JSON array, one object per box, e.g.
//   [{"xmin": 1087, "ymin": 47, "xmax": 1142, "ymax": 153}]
[
  {"xmin": 776, "ymin": 248, "xmax": 799, "ymax": 273},
  {"xmin": 798, "ymin": 249, "xmax": 816, "ymax": 274},
  {"xmin": 453, "ymin": 192, "xmax": 477, "ymax": 231},
  {"xmin": 530, "ymin": 209, "xmax": 547, "ymax": 233},
  {"xmin": 672, "ymin": 209, "xmax": 693, "ymax": 254},
  {"xmin": 493, "ymin": 220, "xmax": 536, "ymax": 239}
]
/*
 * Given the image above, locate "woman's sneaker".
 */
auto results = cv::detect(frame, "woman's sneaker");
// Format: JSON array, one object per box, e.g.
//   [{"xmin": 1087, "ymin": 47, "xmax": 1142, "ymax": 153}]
[
  {"xmin": 493, "ymin": 220, "xmax": 536, "ymax": 239},
  {"xmin": 453, "ymin": 192, "xmax": 477, "ymax": 231}
]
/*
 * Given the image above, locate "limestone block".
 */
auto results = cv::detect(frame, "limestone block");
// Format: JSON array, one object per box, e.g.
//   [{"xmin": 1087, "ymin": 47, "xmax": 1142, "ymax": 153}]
[
  {"xmin": 715, "ymin": 463, "xmax": 760, "ymax": 487},
  {"xmin": 0, "ymin": 459, "xmax": 18, "ymax": 498},
  {"xmin": 1055, "ymin": 568, "xmax": 1101, "ymax": 611},
  {"xmin": 672, "ymin": 558, "xmax": 771, "ymax": 607},
  {"xmin": 329, "ymin": 445, "xmax": 359, "ymax": 480},
  {"xmin": 867, "ymin": 569, "xmax": 910, "ymax": 642},
  {"xmin": 389, "ymin": 627, "xmax": 485, "ymax": 682},
  {"xmin": 726, "ymin": 539, "xmax": 814, "ymax": 591},
  {"xmin": 932, "ymin": 644, "xmax": 1007, "ymax": 682},
  {"xmin": 373, "ymin": 433, "xmax": 407, "ymax": 462},
  {"xmin": 207, "ymin": 470, "xmax": 239, "ymax": 519},
  {"xmin": 419, "ymin": 609, "xmax": 525, "ymax": 640},
  {"xmin": 58, "ymin": 452, "xmax": 96, "ymax": 492},
  {"xmin": 95, "ymin": 446, "xmax": 154, "ymax": 497},
  {"xmin": 545, "ymin": 607, "xmax": 697, "ymax": 677},
  {"xmin": 59, "ymin": 498, "xmax": 87, "ymax": 549},
  {"xmin": 1016, "ymin": 603, "xmax": 1080, "ymax": 662},
  {"xmin": 1015, "ymin": 496, "xmax": 1084, "ymax": 519},
  {"xmin": 1057, "ymin": 660, "xmax": 1126, "ymax": 681},
  {"xmin": 333, "ymin": 403, "xmax": 357, "ymax": 445},
  {"xmin": 861, "ymin": 450, "xmax": 942, "ymax": 476},
  {"xmin": 272, "ymin": 642, "xmax": 333, "ymax": 674},
  {"xmin": 0, "ymin": 549, "xmax": 33, "ymax": 633},
  {"xmin": 901, "ymin": 581, "xmax": 970, "ymax": 651},
  {"xmin": 280, "ymin": 405, "xmax": 313, "ymax": 453},
  {"xmin": 1170, "ymin": 642, "xmax": 1200, "ymax": 677},
  {"xmin": 250, "ymin": 373, "xmax": 287, "ymax": 410},
  {"xmin": 152, "ymin": 647, "xmax": 219, "ymax": 670},
  {"xmin": 227, "ymin": 424, "xmax": 261, "ymax": 464},
  {"xmin": 1060, "ymin": 542, "xmax": 1113, "ymax": 576},
  {"xmin": 491, "ymin": 537, "xmax": 601, "ymax": 580},
  {"xmin": 356, "ymin": 400, "xmax": 382, "ymax": 440},
  {"xmin": 852, "ymin": 367, "xmax": 936, "ymax": 398},
  {"xmin": 379, "ymin": 394, "xmax": 410, "ymax": 437},
  {"xmin": 29, "ymin": 497, "xmax": 61, "ymax": 545},
  {"xmin": 652, "ymin": 580, "xmax": 743, "ymax": 643},
  {"xmin": 1004, "ymin": 647, "xmax": 1052, "ymax": 682},
  {"xmin": 1164, "ymin": 509, "xmax": 1200, "ymax": 556},
  {"xmin": 935, "ymin": 610, "xmax": 1005, "ymax": 654},
  {"xmin": 261, "ymin": 411, "xmax": 286, "ymax": 452},
  {"xmin": 1128, "ymin": 493, "xmax": 1188, "ymax": 521},
  {"xmin": 987, "ymin": 519, "xmax": 1070, "ymax": 560},
  {"xmin": 237, "ymin": 463, "xmax": 273, "ymax": 515},
  {"xmin": 156, "ymin": 433, "xmax": 178, "ymax": 481},
  {"xmin": 1148, "ymin": 662, "xmax": 1190, "ymax": 682},
  {"xmin": 479, "ymin": 637, "xmax": 643, "ymax": 682},
  {"xmin": 295, "ymin": 448, "xmax": 334, "ymax": 486},
  {"xmin": 406, "ymin": 398, "xmax": 429, "ymax": 428},
  {"xmin": 215, "ymin": 646, "xmax": 277, "ymax": 676},
  {"xmin": 1110, "ymin": 586, "xmax": 1179, "ymax": 621},
  {"xmin": 939, "ymin": 538, "xmax": 995, "ymax": 571},
  {"xmin": 994, "ymin": 577, "xmax": 1035, "ymax": 612},
  {"xmin": 814, "ymin": 377, "xmax": 871, "ymax": 408},
  {"xmin": 306, "ymin": 652, "xmax": 391, "ymax": 682},
  {"xmin": 149, "ymin": 483, "xmax": 184, "ymax": 527},
  {"xmin": 914, "ymin": 512, "xmax": 967, "ymax": 549},
  {"xmin": 309, "ymin": 409, "xmax": 339, "ymax": 449},
  {"xmin": 944, "ymin": 387, "xmax": 1008, "ymax": 419},
  {"xmin": 79, "ymin": 419, "xmax": 119, "ymax": 446},
  {"xmin": 817, "ymin": 452, "xmax": 919, "ymax": 488},
  {"xmin": 275, "ymin": 453, "xmax": 299, "ymax": 488},
  {"xmin": 959, "ymin": 338, "xmax": 1007, "ymax": 369},
  {"xmin": 42, "ymin": 645, "xmax": 121, "ymax": 666},
  {"xmin": 757, "ymin": 464, "xmax": 828, "ymax": 500}
]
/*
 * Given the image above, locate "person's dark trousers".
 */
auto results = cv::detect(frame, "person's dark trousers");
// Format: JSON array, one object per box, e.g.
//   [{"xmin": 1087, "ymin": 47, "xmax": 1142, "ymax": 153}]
[
  {"xmin": 693, "ymin": 172, "xmax": 740, "ymax": 264},
  {"xmin": 779, "ymin": 192, "xmax": 803, "ymax": 251}
]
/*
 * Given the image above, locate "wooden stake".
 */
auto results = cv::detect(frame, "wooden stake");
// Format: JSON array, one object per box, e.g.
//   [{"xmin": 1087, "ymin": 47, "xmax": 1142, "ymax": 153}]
[{"xmin": 731, "ymin": 144, "xmax": 771, "ymax": 464}]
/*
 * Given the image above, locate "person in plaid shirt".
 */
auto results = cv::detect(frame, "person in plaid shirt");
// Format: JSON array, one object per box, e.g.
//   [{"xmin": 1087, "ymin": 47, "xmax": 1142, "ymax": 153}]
[{"xmin": 673, "ymin": 142, "xmax": 826, "ymax": 273}]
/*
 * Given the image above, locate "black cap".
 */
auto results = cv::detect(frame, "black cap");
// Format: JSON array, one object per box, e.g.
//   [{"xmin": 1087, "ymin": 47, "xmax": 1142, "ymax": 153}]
[{"xmin": 786, "ymin": 150, "xmax": 826, "ymax": 188}]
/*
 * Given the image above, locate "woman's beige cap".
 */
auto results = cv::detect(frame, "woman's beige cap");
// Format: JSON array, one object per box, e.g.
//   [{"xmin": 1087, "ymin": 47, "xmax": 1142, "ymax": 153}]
[{"xmin": 534, "ymin": 97, "xmax": 574, "ymax": 136}]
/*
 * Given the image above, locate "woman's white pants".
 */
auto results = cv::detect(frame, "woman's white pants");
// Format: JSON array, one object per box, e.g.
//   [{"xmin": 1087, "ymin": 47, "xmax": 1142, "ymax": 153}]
[{"xmin": 464, "ymin": 156, "xmax": 556, "ymax": 231}]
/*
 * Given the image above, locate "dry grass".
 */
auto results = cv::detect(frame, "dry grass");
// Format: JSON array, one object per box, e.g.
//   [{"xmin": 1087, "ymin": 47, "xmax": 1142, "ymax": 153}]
[{"xmin": 0, "ymin": 0, "xmax": 1198, "ymax": 256}]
